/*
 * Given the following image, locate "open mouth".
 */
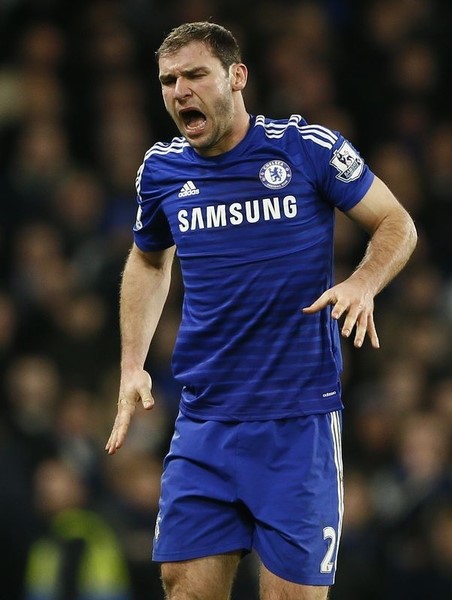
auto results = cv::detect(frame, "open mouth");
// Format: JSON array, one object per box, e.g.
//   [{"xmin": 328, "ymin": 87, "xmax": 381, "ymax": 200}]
[{"xmin": 180, "ymin": 109, "xmax": 207, "ymax": 133}]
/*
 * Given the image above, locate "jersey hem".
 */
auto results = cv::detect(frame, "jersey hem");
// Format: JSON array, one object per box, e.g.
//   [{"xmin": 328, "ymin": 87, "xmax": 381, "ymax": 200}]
[{"xmin": 178, "ymin": 399, "xmax": 344, "ymax": 422}]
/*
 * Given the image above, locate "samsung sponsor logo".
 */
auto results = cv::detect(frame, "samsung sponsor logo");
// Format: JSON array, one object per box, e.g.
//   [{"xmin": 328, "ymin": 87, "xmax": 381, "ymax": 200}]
[{"xmin": 177, "ymin": 195, "xmax": 297, "ymax": 232}]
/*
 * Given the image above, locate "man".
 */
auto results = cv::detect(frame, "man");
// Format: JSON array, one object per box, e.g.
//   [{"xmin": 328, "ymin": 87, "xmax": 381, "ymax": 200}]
[{"xmin": 106, "ymin": 21, "xmax": 417, "ymax": 600}]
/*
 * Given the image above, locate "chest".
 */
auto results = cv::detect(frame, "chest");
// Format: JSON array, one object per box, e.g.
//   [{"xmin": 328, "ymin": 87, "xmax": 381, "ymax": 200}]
[{"xmin": 156, "ymin": 150, "xmax": 334, "ymax": 260}]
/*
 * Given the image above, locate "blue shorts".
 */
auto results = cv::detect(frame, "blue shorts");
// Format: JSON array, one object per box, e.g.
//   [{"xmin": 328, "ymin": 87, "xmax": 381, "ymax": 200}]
[{"xmin": 153, "ymin": 411, "xmax": 344, "ymax": 585}]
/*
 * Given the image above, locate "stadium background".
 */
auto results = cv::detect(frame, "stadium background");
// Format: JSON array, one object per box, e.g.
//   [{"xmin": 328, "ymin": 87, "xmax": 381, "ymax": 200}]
[{"xmin": 0, "ymin": 0, "xmax": 451, "ymax": 598}]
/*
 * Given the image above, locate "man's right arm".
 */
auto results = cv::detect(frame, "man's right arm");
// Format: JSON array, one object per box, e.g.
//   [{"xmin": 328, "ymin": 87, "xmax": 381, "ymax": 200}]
[{"xmin": 105, "ymin": 243, "xmax": 175, "ymax": 455}]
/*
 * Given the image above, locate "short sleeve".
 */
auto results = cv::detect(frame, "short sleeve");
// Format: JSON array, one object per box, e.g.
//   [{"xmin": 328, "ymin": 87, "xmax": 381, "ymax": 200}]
[
  {"xmin": 302, "ymin": 127, "xmax": 375, "ymax": 212},
  {"xmin": 133, "ymin": 157, "xmax": 174, "ymax": 251}
]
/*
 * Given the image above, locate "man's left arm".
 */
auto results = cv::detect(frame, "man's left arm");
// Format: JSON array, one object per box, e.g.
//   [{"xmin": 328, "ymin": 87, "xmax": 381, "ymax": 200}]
[{"xmin": 303, "ymin": 176, "xmax": 418, "ymax": 348}]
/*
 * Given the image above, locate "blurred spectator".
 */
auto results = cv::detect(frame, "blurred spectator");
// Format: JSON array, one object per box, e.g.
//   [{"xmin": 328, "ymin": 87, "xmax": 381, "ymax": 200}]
[
  {"xmin": 421, "ymin": 121, "xmax": 452, "ymax": 275},
  {"xmin": 0, "ymin": 290, "xmax": 18, "ymax": 377},
  {"xmin": 54, "ymin": 388, "xmax": 106, "ymax": 489},
  {"xmin": 372, "ymin": 411, "xmax": 452, "ymax": 598},
  {"xmin": 6, "ymin": 118, "xmax": 75, "ymax": 222},
  {"xmin": 332, "ymin": 469, "xmax": 382, "ymax": 599},
  {"xmin": 101, "ymin": 449, "xmax": 164, "ymax": 599},
  {"xmin": 423, "ymin": 502, "xmax": 452, "ymax": 596},
  {"xmin": 4, "ymin": 354, "xmax": 60, "ymax": 457},
  {"xmin": 24, "ymin": 458, "xmax": 131, "ymax": 600},
  {"xmin": 49, "ymin": 290, "xmax": 116, "ymax": 390},
  {"xmin": 370, "ymin": 142, "xmax": 424, "ymax": 217},
  {"xmin": 0, "ymin": 354, "xmax": 60, "ymax": 600},
  {"xmin": 430, "ymin": 376, "xmax": 452, "ymax": 427},
  {"xmin": 8, "ymin": 221, "xmax": 74, "ymax": 353}
]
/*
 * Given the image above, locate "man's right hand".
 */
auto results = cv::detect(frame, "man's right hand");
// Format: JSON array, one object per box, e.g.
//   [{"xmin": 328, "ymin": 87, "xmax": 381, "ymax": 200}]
[{"xmin": 105, "ymin": 369, "xmax": 154, "ymax": 455}]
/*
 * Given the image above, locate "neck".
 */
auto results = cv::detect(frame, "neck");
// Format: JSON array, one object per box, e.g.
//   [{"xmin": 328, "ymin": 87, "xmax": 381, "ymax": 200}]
[{"xmin": 224, "ymin": 105, "xmax": 250, "ymax": 152}]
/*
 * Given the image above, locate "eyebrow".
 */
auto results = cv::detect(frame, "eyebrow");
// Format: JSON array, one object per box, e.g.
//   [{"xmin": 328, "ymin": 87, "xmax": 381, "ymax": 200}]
[{"xmin": 159, "ymin": 66, "xmax": 209, "ymax": 83}]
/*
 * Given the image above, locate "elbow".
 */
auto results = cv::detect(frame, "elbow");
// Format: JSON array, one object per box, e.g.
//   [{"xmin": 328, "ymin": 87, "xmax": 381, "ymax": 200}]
[{"xmin": 407, "ymin": 215, "xmax": 418, "ymax": 255}]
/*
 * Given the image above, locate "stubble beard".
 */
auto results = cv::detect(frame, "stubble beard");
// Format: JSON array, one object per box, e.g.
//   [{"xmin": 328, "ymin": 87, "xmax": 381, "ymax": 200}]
[{"xmin": 184, "ymin": 94, "xmax": 235, "ymax": 155}]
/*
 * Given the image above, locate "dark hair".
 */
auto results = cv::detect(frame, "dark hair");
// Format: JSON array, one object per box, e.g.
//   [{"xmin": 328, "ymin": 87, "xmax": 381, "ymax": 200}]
[{"xmin": 156, "ymin": 21, "xmax": 242, "ymax": 72}]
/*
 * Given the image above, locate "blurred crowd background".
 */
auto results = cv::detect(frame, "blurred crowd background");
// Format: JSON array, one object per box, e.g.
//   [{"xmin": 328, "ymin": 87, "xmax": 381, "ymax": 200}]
[{"xmin": 1, "ymin": 0, "xmax": 451, "ymax": 599}]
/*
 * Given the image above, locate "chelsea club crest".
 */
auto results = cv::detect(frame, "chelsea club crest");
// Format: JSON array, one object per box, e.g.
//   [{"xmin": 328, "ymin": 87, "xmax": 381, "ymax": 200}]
[{"xmin": 259, "ymin": 160, "xmax": 292, "ymax": 189}]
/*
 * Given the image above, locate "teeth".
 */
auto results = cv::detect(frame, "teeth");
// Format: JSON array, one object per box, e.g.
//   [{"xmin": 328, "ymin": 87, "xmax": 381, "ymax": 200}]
[
  {"xmin": 185, "ymin": 115, "xmax": 206, "ymax": 132},
  {"xmin": 187, "ymin": 116, "xmax": 205, "ymax": 128}
]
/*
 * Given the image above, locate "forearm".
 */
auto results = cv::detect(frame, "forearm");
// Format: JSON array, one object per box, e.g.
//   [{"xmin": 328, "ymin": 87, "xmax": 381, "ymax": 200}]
[
  {"xmin": 119, "ymin": 245, "xmax": 174, "ymax": 373},
  {"xmin": 345, "ymin": 176, "xmax": 418, "ymax": 297},
  {"xmin": 350, "ymin": 206, "xmax": 417, "ymax": 296}
]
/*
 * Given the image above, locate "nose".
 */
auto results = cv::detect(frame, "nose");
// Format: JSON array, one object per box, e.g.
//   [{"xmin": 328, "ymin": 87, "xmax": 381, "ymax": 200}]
[{"xmin": 174, "ymin": 77, "xmax": 191, "ymax": 100}]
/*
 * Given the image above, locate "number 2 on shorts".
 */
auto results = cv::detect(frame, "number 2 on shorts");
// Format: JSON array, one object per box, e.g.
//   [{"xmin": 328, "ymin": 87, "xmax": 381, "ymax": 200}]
[{"xmin": 320, "ymin": 526, "xmax": 337, "ymax": 573}]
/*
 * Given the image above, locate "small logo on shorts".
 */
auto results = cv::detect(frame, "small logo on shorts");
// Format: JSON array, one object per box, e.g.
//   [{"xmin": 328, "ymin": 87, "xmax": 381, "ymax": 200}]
[
  {"xmin": 259, "ymin": 160, "xmax": 292, "ymax": 189},
  {"xmin": 134, "ymin": 206, "xmax": 143, "ymax": 230},
  {"xmin": 154, "ymin": 512, "xmax": 162, "ymax": 541}
]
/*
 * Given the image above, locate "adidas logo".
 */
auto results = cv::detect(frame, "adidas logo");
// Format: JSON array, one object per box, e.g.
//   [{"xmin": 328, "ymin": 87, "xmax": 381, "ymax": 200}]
[{"xmin": 178, "ymin": 180, "xmax": 200, "ymax": 198}]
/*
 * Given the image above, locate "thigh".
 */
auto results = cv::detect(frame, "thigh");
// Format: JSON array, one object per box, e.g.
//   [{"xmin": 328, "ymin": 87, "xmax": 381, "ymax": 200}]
[
  {"xmin": 238, "ymin": 411, "xmax": 343, "ymax": 586},
  {"xmin": 161, "ymin": 552, "xmax": 241, "ymax": 600},
  {"xmin": 260, "ymin": 564, "xmax": 330, "ymax": 600}
]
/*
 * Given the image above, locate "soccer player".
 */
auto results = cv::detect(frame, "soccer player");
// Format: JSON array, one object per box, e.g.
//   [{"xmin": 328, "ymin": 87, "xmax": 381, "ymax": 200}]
[{"xmin": 106, "ymin": 21, "xmax": 417, "ymax": 600}]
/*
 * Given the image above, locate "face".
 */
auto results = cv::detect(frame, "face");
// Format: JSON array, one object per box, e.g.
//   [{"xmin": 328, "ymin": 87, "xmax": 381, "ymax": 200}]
[{"xmin": 158, "ymin": 41, "xmax": 247, "ymax": 156}]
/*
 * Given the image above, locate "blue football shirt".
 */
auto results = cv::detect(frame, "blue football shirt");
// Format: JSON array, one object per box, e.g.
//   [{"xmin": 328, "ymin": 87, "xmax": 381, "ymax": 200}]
[{"xmin": 134, "ymin": 114, "xmax": 374, "ymax": 420}]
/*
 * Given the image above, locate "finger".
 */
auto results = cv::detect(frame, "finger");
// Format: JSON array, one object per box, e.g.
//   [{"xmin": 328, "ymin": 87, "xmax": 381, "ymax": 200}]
[
  {"xmin": 302, "ymin": 292, "xmax": 336, "ymax": 314},
  {"xmin": 105, "ymin": 429, "xmax": 121, "ymax": 454},
  {"xmin": 366, "ymin": 313, "xmax": 380, "ymax": 349},
  {"xmin": 351, "ymin": 313, "xmax": 368, "ymax": 348},
  {"xmin": 105, "ymin": 401, "xmax": 135, "ymax": 454},
  {"xmin": 105, "ymin": 421, "xmax": 129, "ymax": 455},
  {"xmin": 105, "ymin": 432, "xmax": 120, "ymax": 455},
  {"xmin": 138, "ymin": 386, "xmax": 154, "ymax": 410},
  {"xmin": 331, "ymin": 300, "xmax": 350, "ymax": 322},
  {"xmin": 351, "ymin": 312, "xmax": 380, "ymax": 349},
  {"xmin": 136, "ymin": 372, "xmax": 154, "ymax": 409},
  {"xmin": 105, "ymin": 423, "xmax": 127, "ymax": 455},
  {"xmin": 340, "ymin": 303, "xmax": 362, "ymax": 338}
]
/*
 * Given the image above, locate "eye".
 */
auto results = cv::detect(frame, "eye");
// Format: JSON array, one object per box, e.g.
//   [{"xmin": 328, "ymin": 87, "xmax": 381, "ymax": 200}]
[
  {"xmin": 160, "ymin": 76, "xmax": 176, "ymax": 86},
  {"xmin": 188, "ymin": 70, "xmax": 208, "ymax": 80}
]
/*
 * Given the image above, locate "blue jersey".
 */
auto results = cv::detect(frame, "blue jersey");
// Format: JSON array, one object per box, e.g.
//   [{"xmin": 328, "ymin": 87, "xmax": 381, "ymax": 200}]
[{"xmin": 134, "ymin": 114, "xmax": 374, "ymax": 421}]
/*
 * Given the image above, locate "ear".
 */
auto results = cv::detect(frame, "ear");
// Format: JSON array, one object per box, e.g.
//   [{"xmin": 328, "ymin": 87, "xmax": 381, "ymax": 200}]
[{"xmin": 230, "ymin": 63, "xmax": 248, "ymax": 91}]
